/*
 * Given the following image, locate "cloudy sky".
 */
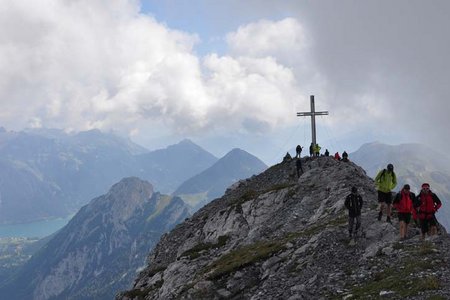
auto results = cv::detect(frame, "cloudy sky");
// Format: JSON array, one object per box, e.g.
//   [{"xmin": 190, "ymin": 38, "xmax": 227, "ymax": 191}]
[{"xmin": 1, "ymin": 0, "xmax": 449, "ymax": 164}]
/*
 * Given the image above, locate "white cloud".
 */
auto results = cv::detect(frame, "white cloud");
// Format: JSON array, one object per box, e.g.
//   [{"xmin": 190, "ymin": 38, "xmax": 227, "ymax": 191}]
[
  {"xmin": 5, "ymin": 0, "xmax": 412, "ymax": 150},
  {"xmin": 203, "ymin": 54, "xmax": 300, "ymax": 133},
  {"xmin": 0, "ymin": 0, "xmax": 203, "ymax": 133},
  {"xmin": 0, "ymin": 1, "xmax": 312, "ymax": 138},
  {"xmin": 226, "ymin": 18, "xmax": 307, "ymax": 60}
]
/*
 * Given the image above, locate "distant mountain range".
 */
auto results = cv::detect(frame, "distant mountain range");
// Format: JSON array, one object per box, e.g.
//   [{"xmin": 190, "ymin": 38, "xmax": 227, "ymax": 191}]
[
  {"xmin": 174, "ymin": 148, "xmax": 267, "ymax": 210},
  {"xmin": 0, "ymin": 138, "xmax": 267, "ymax": 298},
  {"xmin": 0, "ymin": 128, "xmax": 217, "ymax": 224},
  {"xmin": 0, "ymin": 177, "xmax": 190, "ymax": 300},
  {"xmin": 351, "ymin": 142, "xmax": 450, "ymax": 230},
  {"xmin": 3, "ymin": 140, "xmax": 450, "ymax": 299},
  {"xmin": 135, "ymin": 139, "xmax": 218, "ymax": 193}
]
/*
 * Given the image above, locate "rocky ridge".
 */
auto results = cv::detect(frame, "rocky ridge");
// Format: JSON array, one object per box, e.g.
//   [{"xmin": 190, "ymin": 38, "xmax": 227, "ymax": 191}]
[
  {"xmin": 0, "ymin": 177, "xmax": 190, "ymax": 300},
  {"xmin": 119, "ymin": 157, "xmax": 450, "ymax": 300}
]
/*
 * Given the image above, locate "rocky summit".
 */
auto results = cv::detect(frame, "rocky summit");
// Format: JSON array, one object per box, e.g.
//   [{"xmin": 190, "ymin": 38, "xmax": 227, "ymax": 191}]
[{"xmin": 119, "ymin": 157, "xmax": 450, "ymax": 300}]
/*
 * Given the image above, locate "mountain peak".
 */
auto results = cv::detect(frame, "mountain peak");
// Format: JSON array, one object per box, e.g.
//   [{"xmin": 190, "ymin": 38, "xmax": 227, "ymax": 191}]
[
  {"xmin": 120, "ymin": 157, "xmax": 450, "ymax": 299},
  {"xmin": 178, "ymin": 138, "xmax": 195, "ymax": 145},
  {"xmin": 75, "ymin": 128, "xmax": 103, "ymax": 138},
  {"xmin": 124, "ymin": 158, "xmax": 395, "ymax": 299},
  {"xmin": 173, "ymin": 147, "xmax": 266, "ymax": 208},
  {"xmin": 222, "ymin": 147, "xmax": 259, "ymax": 159},
  {"xmin": 228, "ymin": 147, "xmax": 246, "ymax": 154},
  {"xmin": 86, "ymin": 177, "xmax": 156, "ymax": 222},
  {"xmin": 218, "ymin": 148, "xmax": 266, "ymax": 168},
  {"xmin": 108, "ymin": 176, "xmax": 153, "ymax": 195},
  {"xmin": 163, "ymin": 138, "xmax": 209, "ymax": 153}
]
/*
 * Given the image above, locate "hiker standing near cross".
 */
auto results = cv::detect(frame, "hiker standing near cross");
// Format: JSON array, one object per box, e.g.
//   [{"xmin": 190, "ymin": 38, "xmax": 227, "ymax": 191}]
[{"xmin": 297, "ymin": 95, "xmax": 328, "ymax": 148}]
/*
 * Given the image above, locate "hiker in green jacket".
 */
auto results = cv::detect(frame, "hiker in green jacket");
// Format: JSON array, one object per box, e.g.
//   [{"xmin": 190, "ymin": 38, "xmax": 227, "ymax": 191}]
[
  {"xmin": 314, "ymin": 143, "xmax": 321, "ymax": 157},
  {"xmin": 375, "ymin": 163, "xmax": 397, "ymax": 223}
]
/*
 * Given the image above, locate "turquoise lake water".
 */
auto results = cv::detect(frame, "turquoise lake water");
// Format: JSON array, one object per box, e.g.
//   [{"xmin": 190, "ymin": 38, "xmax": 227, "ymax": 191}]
[{"xmin": 0, "ymin": 215, "xmax": 73, "ymax": 238}]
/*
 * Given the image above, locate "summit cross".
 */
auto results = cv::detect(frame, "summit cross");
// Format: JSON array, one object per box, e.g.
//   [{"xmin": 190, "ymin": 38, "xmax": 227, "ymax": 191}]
[{"xmin": 296, "ymin": 95, "xmax": 329, "ymax": 146}]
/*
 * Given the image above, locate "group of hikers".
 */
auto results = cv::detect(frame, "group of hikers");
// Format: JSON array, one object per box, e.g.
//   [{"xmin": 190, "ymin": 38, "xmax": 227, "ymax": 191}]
[
  {"xmin": 287, "ymin": 144, "xmax": 349, "ymax": 178},
  {"xmin": 300, "ymin": 143, "xmax": 348, "ymax": 162},
  {"xmin": 345, "ymin": 163, "xmax": 442, "ymax": 241},
  {"xmin": 284, "ymin": 144, "xmax": 443, "ymax": 241}
]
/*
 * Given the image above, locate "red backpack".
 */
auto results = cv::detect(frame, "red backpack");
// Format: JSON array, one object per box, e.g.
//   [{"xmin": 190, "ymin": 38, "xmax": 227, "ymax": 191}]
[
  {"xmin": 417, "ymin": 191, "xmax": 441, "ymax": 219},
  {"xmin": 395, "ymin": 191, "xmax": 413, "ymax": 213}
]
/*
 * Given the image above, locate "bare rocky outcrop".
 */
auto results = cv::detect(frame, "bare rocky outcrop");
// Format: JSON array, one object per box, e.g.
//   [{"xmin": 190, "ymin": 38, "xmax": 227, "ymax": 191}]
[{"xmin": 119, "ymin": 157, "xmax": 450, "ymax": 300}]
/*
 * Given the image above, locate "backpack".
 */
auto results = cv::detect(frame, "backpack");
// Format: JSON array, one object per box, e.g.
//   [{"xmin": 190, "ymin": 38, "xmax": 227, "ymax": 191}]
[{"xmin": 394, "ymin": 191, "xmax": 415, "ymax": 213}]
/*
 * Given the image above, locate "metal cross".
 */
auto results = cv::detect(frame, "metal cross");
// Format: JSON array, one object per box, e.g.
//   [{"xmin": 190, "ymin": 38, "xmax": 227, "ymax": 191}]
[{"xmin": 296, "ymin": 95, "xmax": 328, "ymax": 146}]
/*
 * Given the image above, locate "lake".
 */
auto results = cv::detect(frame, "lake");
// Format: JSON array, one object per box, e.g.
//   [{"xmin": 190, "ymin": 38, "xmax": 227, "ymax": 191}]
[{"xmin": 0, "ymin": 215, "xmax": 73, "ymax": 238}]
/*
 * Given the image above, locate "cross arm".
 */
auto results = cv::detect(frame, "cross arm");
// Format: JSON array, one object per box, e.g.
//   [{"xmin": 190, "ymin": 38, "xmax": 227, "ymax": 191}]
[{"xmin": 297, "ymin": 111, "xmax": 329, "ymax": 116}]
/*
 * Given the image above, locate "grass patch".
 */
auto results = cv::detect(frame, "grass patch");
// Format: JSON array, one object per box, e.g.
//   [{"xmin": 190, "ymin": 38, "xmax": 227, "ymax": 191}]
[
  {"xmin": 326, "ymin": 214, "xmax": 348, "ymax": 227},
  {"xmin": 146, "ymin": 265, "xmax": 167, "ymax": 277},
  {"xmin": 282, "ymin": 225, "xmax": 323, "ymax": 242},
  {"xmin": 202, "ymin": 221, "xmax": 331, "ymax": 281},
  {"xmin": 121, "ymin": 288, "xmax": 150, "ymax": 299},
  {"xmin": 179, "ymin": 235, "xmax": 230, "ymax": 260},
  {"xmin": 193, "ymin": 212, "xmax": 354, "ymax": 286},
  {"xmin": 149, "ymin": 279, "xmax": 164, "ymax": 290},
  {"xmin": 146, "ymin": 195, "xmax": 172, "ymax": 222},
  {"xmin": 177, "ymin": 192, "xmax": 208, "ymax": 207},
  {"xmin": 233, "ymin": 183, "xmax": 297, "ymax": 206},
  {"xmin": 286, "ymin": 188, "xmax": 296, "ymax": 198},
  {"xmin": 204, "ymin": 239, "xmax": 286, "ymax": 280},
  {"xmin": 417, "ymin": 276, "xmax": 440, "ymax": 290},
  {"xmin": 426, "ymin": 295, "xmax": 447, "ymax": 300},
  {"xmin": 121, "ymin": 280, "xmax": 163, "ymax": 300},
  {"xmin": 392, "ymin": 242, "xmax": 405, "ymax": 250},
  {"xmin": 418, "ymin": 241, "xmax": 436, "ymax": 255},
  {"xmin": 350, "ymin": 258, "xmax": 439, "ymax": 298},
  {"xmin": 283, "ymin": 214, "xmax": 347, "ymax": 243},
  {"xmin": 237, "ymin": 189, "xmax": 260, "ymax": 204},
  {"xmin": 266, "ymin": 183, "xmax": 296, "ymax": 193}
]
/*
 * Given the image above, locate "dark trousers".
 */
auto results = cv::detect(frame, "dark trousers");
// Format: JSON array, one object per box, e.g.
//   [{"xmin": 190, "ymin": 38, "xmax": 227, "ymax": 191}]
[
  {"xmin": 420, "ymin": 216, "xmax": 437, "ymax": 234},
  {"xmin": 296, "ymin": 160, "xmax": 303, "ymax": 177},
  {"xmin": 348, "ymin": 215, "xmax": 361, "ymax": 236}
]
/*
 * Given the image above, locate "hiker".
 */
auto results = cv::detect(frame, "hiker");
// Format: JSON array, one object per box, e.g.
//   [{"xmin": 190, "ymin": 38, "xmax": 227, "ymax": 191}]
[
  {"xmin": 342, "ymin": 151, "xmax": 349, "ymax": 162},
  {"xmin": 393, "ymin": 184, "xmax": 416, "ymax": 240},
  {"xmin": 334, "ymin": 152, "xmax": 341, "ymax": 161},
  {"xmin": 416, "ymin": 183, "xmax": 442, "ymax": 239},
  {"xmin": 375, "ymin": 163, "xmax": 397, "ymax": 223},
  {"xmin": 345, "ymin": 186, "xmax": 363, "ymax": 238},
  {"xmin": 309, "ymin": 142, "xmax": 314, "ymax": 157},
  {"xmin": 296, "ymin": 158, "xmax": 303, "ymax": 178},
  {"xmin": 295, "ymin": 145, "xmax": 303, "ymax": 158},
  {"xmin": 324, "ymin": 149, "xmax": 329, "ymax": 157},
  {"xmin": 283, "ymin": 152, "xmax": 292, "ymax": 162},
  {"xmin": 314, "ymin": 143, "xmax": 321, "ymax": 157}
]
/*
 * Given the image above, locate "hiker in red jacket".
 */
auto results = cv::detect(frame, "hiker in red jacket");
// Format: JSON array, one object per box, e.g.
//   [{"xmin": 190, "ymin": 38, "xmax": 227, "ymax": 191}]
[
  {"xmin": 416, "ymin": 183, "xmax": 442, "ymax": 240},
  {"xmin": 393, "ymin": 184, "xmax": 416, "ymax": 240},
  {"xmin": 334, "ymin": 152, "xmax": 341, "ymax": 161}
]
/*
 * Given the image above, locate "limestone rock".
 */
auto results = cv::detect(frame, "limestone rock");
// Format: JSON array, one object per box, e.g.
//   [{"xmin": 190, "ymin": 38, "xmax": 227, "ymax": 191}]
[{"xmin": 118, "ymin": 157, "xmax": 450, "ymax": 300}]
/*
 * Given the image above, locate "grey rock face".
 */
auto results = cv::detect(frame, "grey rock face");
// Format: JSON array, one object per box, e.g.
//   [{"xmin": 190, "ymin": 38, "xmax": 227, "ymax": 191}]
[{"xmin": 119, "ymin": 157, "xmax": 450, "ymax": 300}]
